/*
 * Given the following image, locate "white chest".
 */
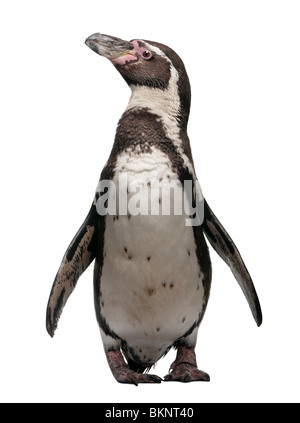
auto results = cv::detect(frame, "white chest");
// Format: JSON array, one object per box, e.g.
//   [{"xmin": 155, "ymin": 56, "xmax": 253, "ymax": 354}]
[{"xmin": 98, "ymin": 149, "xmax": 205, "ymax": 363}]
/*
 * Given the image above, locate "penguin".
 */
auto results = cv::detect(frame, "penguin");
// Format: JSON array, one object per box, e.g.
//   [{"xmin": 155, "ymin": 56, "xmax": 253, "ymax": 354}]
[{"xmin": 46, "ymin": 33, "xmax": 262, "ymax": 384}]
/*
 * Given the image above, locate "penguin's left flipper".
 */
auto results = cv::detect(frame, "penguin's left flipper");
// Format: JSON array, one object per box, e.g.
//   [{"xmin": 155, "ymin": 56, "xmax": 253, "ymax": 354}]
[
  {"xmin": 46, "ymin": 203, "xmax": 99, "ymax": 337},
  {"xmin": 202, "ymin": 199, "xmax": 262, "ymax": 326}
]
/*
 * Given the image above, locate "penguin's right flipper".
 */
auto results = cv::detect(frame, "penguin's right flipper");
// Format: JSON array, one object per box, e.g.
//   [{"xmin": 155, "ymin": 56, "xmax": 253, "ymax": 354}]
[
  {"xmin": 202, "ymin": 199, "xmax": 262, "ymax": 326},
  {"xmin": 46, "ymin": 203, "xmax": 99, "ymax": 337}
]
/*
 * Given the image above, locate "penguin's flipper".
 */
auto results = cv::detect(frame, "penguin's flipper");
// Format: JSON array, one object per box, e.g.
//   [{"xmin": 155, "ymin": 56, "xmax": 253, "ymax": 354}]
[
  {"xmin": 202, "ymin": 199, "xmax": 262, "ymax": 326},
  {"xmin": 46, "ymin": 203, "xmax": 99, "ymax": 337}
]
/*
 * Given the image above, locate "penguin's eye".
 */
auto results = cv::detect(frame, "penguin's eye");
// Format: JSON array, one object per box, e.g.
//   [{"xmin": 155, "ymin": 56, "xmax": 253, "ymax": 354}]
[{"xmin": 142, "ymin": 50, "xmax": 152, "ymax": 60}]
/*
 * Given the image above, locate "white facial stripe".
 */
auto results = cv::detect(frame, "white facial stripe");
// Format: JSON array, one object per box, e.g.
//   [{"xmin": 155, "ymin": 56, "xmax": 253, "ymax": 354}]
[
  {"xmin": 126, "ymin": 41, "xmax": 180, "ymax": 121},
  {"xmin": 126, "ymin": 41, "xmax": 196, "ymax": 181}
]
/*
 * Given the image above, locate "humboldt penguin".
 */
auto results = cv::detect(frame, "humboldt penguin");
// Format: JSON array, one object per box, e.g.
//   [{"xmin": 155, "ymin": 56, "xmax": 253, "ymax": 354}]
[{"xmin": 46, "ymin": 33, "xmax": 262, "ymax": 384}]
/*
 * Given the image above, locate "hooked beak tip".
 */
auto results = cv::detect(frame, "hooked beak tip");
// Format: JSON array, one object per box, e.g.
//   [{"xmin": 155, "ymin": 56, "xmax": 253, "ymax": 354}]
[{"xmin": 85, "ymin": 33, "xmax": 135, "ymax": 61}]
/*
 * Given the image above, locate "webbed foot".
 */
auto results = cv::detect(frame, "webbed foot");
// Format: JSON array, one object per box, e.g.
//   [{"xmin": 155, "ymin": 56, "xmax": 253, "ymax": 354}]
[
  {"xmin": 106, "ymin": 349, "xmax": 162, "ymax": 385},
  {"xmin": 164, "ymin": 345, "xmax": 210, "ymax": 382}
]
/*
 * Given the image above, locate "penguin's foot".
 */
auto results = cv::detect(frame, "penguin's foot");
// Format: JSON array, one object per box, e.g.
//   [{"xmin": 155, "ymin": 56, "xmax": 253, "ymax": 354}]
[
  {"xmin": 164, "ymin": 345, "xmax": 210, "ymax": 382},
  {"xmin": 164, "ymin": 363, "xmax": 210, "ymax": 382},
  {"xmin": 106, "ymin": 349, "xmax": 162, "ymax": 385}
]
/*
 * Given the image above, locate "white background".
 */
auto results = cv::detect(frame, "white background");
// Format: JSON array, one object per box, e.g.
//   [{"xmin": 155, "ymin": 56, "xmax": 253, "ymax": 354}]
[{"xmin": 1, "ymin": 0, "xmax": 299, "ymax": 403}]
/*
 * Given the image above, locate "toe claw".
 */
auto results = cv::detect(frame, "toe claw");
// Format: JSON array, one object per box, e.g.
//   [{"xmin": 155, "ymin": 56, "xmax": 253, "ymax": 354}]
[
  {"xmin": 183, "ymin": 374, "xmax": 192, "ymax": 383},
  {"xmin": 149, "ymin": 374, "xmax": 163, "ymax": 383},
  {"xmin": 203, "ymin": 372, "xmax": 210, "ymax": 382}
]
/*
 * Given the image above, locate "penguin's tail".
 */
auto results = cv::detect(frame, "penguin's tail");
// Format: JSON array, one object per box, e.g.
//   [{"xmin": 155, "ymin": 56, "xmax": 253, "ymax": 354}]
[
  {"xmin": 126, "ymin": 357, "xmax": 150, "ymax": 374},
  {"xmin": 121, "ymin": 346, "xmax": 154, "ymax": 374}
]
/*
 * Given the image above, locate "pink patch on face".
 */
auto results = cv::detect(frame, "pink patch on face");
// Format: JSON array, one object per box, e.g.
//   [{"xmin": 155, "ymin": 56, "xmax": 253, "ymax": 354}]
[
  {"xmin": 109, "ymin": 40, "xmax": 150, "ymax": 66},
  {"xmin": 110, "ymin": 53, "xmax": 137, "ymax": 66},
  {"xmin": 131, "ymin": 40, "xmax": 150, "ymax": 56}
]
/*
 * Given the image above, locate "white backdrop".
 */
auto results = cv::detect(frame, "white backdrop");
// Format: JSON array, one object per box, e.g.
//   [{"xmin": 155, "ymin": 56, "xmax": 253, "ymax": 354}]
[{"xmin": 1, "ymin": 0, "xmax": 299, "ymax": 403}]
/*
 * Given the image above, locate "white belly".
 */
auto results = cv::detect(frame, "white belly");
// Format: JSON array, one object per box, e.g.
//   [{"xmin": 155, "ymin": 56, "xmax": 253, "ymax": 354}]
[{"xmin": 99, "ymin": 149, "xmax": 205, "ymax": 364}]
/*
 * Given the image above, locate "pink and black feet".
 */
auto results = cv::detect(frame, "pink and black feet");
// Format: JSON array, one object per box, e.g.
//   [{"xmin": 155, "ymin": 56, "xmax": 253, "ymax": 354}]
[
  {"xmin": 106, "ymin": 345, "xmax": 209, "ymax": 385},
  {"xmin": 106, "ymin": 350, "xmax": 162, "ymax": 385},
  {"xmin": 164, "ymin": 345, "xmax": 210, "ymax": 382}
]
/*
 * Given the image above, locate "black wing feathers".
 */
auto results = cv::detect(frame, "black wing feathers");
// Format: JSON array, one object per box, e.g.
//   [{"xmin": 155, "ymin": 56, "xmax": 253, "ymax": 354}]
[
  {"xmin": 202, "ymin": 200, "xmax": 262, "ymax": 326},
  {"xmin": 46, "ymin": 204, "xmax": 99, "ymax": 337}
]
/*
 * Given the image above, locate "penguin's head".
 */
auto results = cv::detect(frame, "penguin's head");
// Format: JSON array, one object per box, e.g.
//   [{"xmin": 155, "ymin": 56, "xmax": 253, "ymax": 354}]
[{"xmin": 85, "ymin": 33, "xmax": 191, "ymax": 127}]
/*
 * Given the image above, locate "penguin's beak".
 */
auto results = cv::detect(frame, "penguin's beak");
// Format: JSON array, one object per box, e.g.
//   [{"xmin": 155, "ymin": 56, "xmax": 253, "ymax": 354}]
[{"xmin": 85, "ymin": 33, "xmax": 137, "ymax": 65}]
